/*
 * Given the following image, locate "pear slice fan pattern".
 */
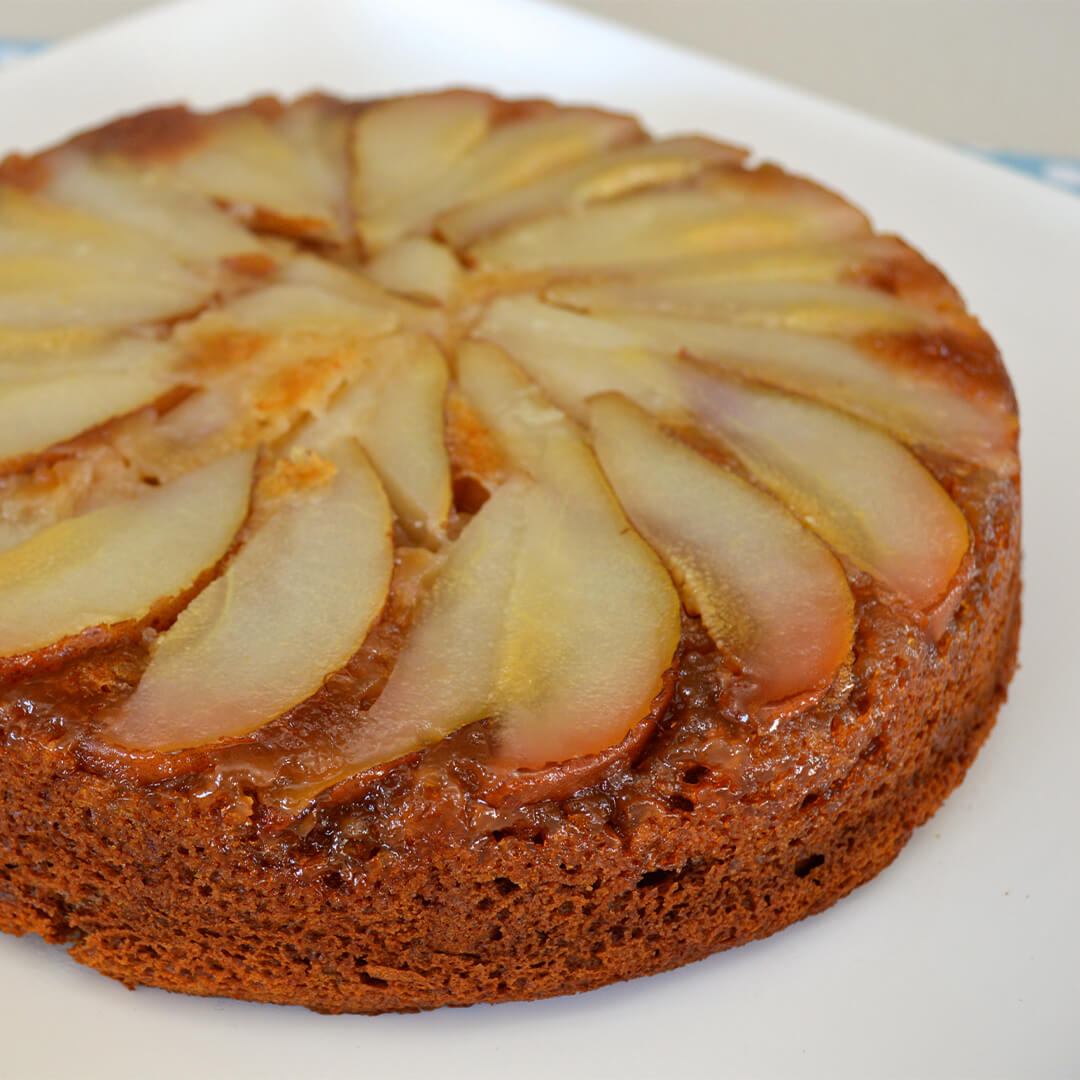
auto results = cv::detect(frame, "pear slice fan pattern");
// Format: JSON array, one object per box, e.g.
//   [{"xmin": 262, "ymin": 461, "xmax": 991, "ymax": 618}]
[
  {"xmin": 0, "ymin": 89, "xmax": 1017, "ymax": 798},
  {"xmin": 0, "ymin": 93, "xmax": 1020, "ymax": 1014}
]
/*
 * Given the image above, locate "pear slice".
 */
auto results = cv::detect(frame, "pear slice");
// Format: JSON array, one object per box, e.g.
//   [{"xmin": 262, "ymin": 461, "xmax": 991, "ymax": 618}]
[
  {"xmin": 296, "ymin": 334, "xmax": 453, "ymax": 546},
  {"xmin": 0, "ymin": 187, "xmax": 215, "ymax": 327},
  {"xmin": 589, "ymin": 394, "xmax": 853, "ymax": 705},
  {"xmin": 358, "ymin": 106, "xmax": 640, "ymax": 251},
  {"xmin": 0, "ymin": 338, "xmax": 181, "ymax": 468},
  {"xmin": 473, "ymin": 296, "xmax": 686, "ymax": 421},
  {"xmin": 167, "ymin": 109, "xmax": 345, "ymax": 242},
  {"xmin": 289, "ymin": 466, "xmax": 680, "ymax": 802},
  {"xmin": 275, "ymin": 96, "xmax": 352, "ymax": 229},
  {"xmin": 437, "ymin": 136, "xmax": 743, "ymax": 249},
  {"xmin": 598, "ymin": 236, "xmax": 941, "ymax": 295},
  {"xmin": 604, "ymin": 311, "xmax": 1017, "ymax": 472},
  {"xmin": 103, "ymin": 444, "xmax": 394, "ymax": 752},
  {"xmin": 0, "ymin": 256, "xmax": 208, "ymax": 329},
  {"xmin": 469, "ymin": 175, "xmax": 868, "ymax": 271},
  {"xmin": 315, "ymin": 479, "xmax": 528, "ymax": 782},
  {"xmin": 365, "ymin": 237, "xmax": 464, "ymax": 304},
  {"xmin": 0, "ymin": 448, "xmax": 255, "ymax": 666},
  {"xmin": 191, "ymin": 281, "xmax": 398, "ymax": 340},
  {"xmin": 0, "ymin": 325, "xmax": 110, "ymax": 364},
  {"xmin": 547, "ymin": 278, "xmax": 923, "ymax": 336},
  {"xmin": 352, "ymin": 91, "xmax": 495, "ymax": 218},
  {"xmin": 44, "ymin": 152, "xmax": 271, "ymax": 267},
  {"xmin": 685, "ymin": 372, "xmax": 971, "ymax": 618},
  {"xmin": 549, "ymin": 236, "xmax": 964, "ymax": 313},
  {"xmin": 589, "ymin": 240, "xmax": 884, "ymax": 287},
  {"xmin": 487, "ymin": 481, "xmax": 679, "ymax": 770}
]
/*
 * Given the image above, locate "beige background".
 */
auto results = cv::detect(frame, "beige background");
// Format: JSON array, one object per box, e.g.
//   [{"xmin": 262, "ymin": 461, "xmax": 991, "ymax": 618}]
[{"xmin": 1, "ymin": 0, "xmax": 1077, "ymax": 154}]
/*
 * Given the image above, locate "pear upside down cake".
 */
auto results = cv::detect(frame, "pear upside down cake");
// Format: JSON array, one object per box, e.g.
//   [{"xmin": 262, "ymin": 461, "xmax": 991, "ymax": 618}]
[{"xmin": 0, "ymin": 91, "xmax": 1020, "ymax": 1013}]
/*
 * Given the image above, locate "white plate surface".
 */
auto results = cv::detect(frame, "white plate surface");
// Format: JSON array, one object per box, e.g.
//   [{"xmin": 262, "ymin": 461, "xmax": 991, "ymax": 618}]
[{"xmin": 0, "ymin": 2, "xmax": 1077, "ymax": 1077}]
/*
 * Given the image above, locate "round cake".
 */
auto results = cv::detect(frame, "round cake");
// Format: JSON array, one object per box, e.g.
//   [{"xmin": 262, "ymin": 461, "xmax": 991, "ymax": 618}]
[{"xmin": 0, "ymin": 91, "xmax": 1020, "ymax": 1013}]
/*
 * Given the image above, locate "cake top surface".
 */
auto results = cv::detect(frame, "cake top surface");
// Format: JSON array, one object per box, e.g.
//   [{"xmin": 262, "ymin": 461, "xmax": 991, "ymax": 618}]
[{"xmin": 0, "ymin": 91, "xmax": 1017, "ymax": 829}]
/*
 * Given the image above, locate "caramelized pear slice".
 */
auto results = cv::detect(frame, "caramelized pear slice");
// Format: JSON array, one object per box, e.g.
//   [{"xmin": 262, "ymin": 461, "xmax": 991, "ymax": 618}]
[
  {"xmin": 298, "ymin": 334, "xmax": 453, "ymax": 546},
  {"xmin": 276, "ymin": 97, "xmax": 352, "ymax": 220},
  {"xmin": 352, "ymin": 91, "xmax": 494, "ymax": 216},
  {"xmin": 0, "ymin": 325, "xmax": 110, "ymax": 364},
  {"xmin": 438, "ymin": 136, "xmax": 742, "ymax": 248},
  {"xmin": 0, "ymin": 256, "xmax": 206, "ymax": 329},
  {"xmin": 606, "ymin": 311, "xmax": 1016, "ymax": 471},
  {"xmin": 686, "ymin": 372, "xmax": 971, "ymax": 617},
  {"xmin": 0, "ymin": 188, "xmax": 214, "ymax": 326},
  {"xmin": 545, "ymin": 237, "xmax": 965, "ymax": 313},
  {"xmin": 474, "ymin": 296, "xmax": 684, "ymax": 420},
  {"xmin": 359, "ymin": 107, "xmax": 640, "ymax": 251},
  {"xmin": 295, "ymin": 468, "xmax": 679, "ymax": 798},
  {"xmin": 0, "ymin": 449, "xmax": 255, "ymax": 664},
  {"xmin": 365, "ymin": 237, "xmax": 464, "ymax": 304},
  {"xmin": 104, "ymin": 445, "xmax": 394, "ymax": 751},
  {"xmin": 167, "ymin": 109, "xmax": 346, "ymax": 241},
  {"xmin": 486, "ymin": 483, "xmax": 679, "ymax": 770},
  {"xmin": 599, "ymin": 241, "xmax": 879, "ymax": 286},
  {"xmin": 548, "ymin": 278, "xmax": 922, "ymax": 336},
  {"xmin": 193, "ymin": 281, "xmax": 398, "ymax": 339},
  {"xmin": 45, "ymin": 153, "xmax": 270, "ymax": 266},
  {"xmin": 589, "ymin": 395, "xmax": 853, "ymax": 705},
  {"xmin": 0, "ymin": 325, "xmax": 108, "ymax": 357},
  {"xmin": 470, "ymin": 176, "xmax": 868, "ymax": 270},
  {"xmin": 0, "ymin": 338, "xmax": 179, "ymax": 467},
  {"xmin": 323, "ymin": 479, "xmax": 527, "ymax": 780}
]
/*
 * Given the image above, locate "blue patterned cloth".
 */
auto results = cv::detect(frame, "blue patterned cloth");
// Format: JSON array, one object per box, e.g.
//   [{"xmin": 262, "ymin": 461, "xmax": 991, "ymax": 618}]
[
  {"xmin": 965, "ymin": 147, "xmax": 1080, "ymax": 196},
  {"xmin": 0, "ymin": 38, "xmax": 43, "ymax": 66},
  {"xmin": 0, "ymin": 38, "xmax": 1077, "ymax": 197}
]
